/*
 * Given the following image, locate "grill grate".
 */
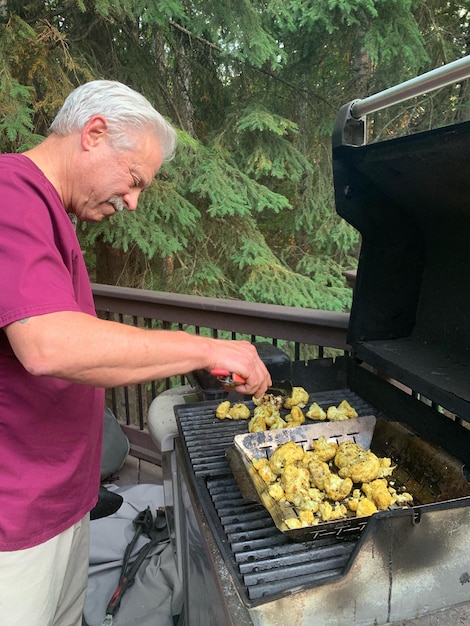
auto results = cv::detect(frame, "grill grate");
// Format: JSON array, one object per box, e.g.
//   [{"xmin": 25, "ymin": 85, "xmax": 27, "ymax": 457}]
[{"xmin": 175, "ymin": 388, "xmax": 377, "ymax": 604}]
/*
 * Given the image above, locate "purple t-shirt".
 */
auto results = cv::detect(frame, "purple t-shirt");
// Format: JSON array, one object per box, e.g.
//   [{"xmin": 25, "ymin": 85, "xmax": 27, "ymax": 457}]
[{"xmin": 0, "ymin": 154, "xmax": 104, "ymax": 550}]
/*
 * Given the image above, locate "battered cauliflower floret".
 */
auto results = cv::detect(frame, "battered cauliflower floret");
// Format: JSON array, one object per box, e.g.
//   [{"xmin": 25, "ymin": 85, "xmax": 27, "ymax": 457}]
[
  {"xmin": 337, "ymin": 400, "xmax": 358, "ymax": 418},
  {"xmin": 330, "ymin": 502, "xmax": 348, "ymax": 520},
  {"xmin": 378, "ymin": 457, "xmax": 396, "ymax": 478},
  {"xmin": 334, "ymin": 441, "xmax": 363, "ymax": 469},
  {"xmin": 311, "ymin": 436, "xmax": 338, "ymax": 462},
  {"xmin": 306, "ymin": 402, "xmax": 327, "ymax": 420},
  {"xmin": 285, "ymin": 405, "xmax": 305, "ymax": 425},
  {"xmin": 281, "ymin": 464, "xmax": 310, "ymax": 488},
  {"xmin": 327, "ymin": 406, "xmax": 350, "ymax": 421},
  {"xmin": 269, "ymin": 417, "xmax": 288, "ymax": 429},
  {"xmin": 296, "ymin": 488, "xmax": 323, "ymax": 512},
  {"xmin": 307, "ymin": 459, "xmax": 331, "ymax": 490},
  {"xmin": 253, "ymin": 393, "xmax": 284, "ymax": 409},
  {"xmin": 393, "ymin": 491, "xmax": 414, "ymax": 506},
  {"xmin": 346, "ymin": 488, "xmax": 363, "ymax": 512},
  {"xmin": 298, "ymin": 510, "xmax": 317, "ymax": 527},
  {"xmin": 253, "ymin": 404, "xmax": 285, "ymax": 429},
  {"xmin": 253, "ymin": 458, "xmax": 277, "ymax": 484},
  {"xmin": 269, "ymin": 441, "xmax": 305, "ymax": 475},
  {"xmin": 264, "ymin": 411, "xmax": 284, "ymax": 428},
  {"xmin": 323, "ymin": 474, "xmax": 353, "ymax": 502},
  {"xmin": 248, "ymin": 415, "xmax": 267, "ymax": 432},
  {"xmin": 356, "ymin": 497, "xmax": 378, "ymax": 517},
  {"xmin": 326, "ymin": 400, "xmax": 358, "ymax": 421},
  {"xmin": 284, "ymin": 517, "xmax": 302, "ymax": 529},
  {"xmin": 215, "ymin": 400, "xmax": 231, "ymax": 419},
  {"xmin": 334, "ymin": 441, "xmax": 381, "ymax": 483},
  {"xmin": 281, "ymin": 466, "xmax": 310, "ymax": 507},
  {"xmin": 362, "ymin": 479, "xmax": 392, "ymax": 510},
  {"xmin": 228, "ymin": 403, "xmax": 251, "ymax": 420},
  {"xmin": 285, "ymin": 486, "xmax": 311, "ymax": 508},
  {"xmin": 284, "ymin": 387, "xmax": 309, "ymax": 410},
  {"xmin": 268, "ymin": 482, "xmax": 285, "ymax": 501},
  {"xmin": 253, "ymin": 404, "xmax": 280, "ymax": 423},
  {"xmin": 341, "ymin": 451, "xmax": 381, "ymax": 484},
  {"xmin": 318, "ymin": 501, "xmax": 347, "ymax": 521},
  {"xmin": 301, "ymin": 450, "xmax": 317, "ymax": 466}
]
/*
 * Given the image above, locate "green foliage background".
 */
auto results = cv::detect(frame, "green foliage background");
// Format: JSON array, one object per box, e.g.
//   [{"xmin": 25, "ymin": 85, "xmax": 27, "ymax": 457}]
[{"xmin": 2, "ymin": 1, "xmax": 470, "ymax": 310}]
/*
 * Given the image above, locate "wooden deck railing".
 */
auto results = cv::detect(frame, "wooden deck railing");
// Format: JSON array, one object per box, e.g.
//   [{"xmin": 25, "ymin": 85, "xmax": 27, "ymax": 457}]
[{"xmin": 92, "ymin": 283, "xmax": 350, "ymax": 457}]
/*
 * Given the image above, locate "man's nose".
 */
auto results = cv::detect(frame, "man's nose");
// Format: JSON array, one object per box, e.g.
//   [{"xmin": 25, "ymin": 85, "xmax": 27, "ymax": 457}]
[{"xmin": 123, "ymin": 189, "xmax": 141, "ymax": 211}]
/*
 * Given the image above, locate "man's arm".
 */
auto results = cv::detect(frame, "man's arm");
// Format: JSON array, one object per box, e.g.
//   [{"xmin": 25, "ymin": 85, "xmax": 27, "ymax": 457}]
[{"xmin": 5, "ymin": 310, "xmax": 271, "ymax": 397}]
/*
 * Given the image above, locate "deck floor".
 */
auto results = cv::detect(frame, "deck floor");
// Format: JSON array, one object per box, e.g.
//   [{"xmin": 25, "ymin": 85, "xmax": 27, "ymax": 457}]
[{"xmin": 105, "ymin": 455, "xmax": 163, "ymax": 487}]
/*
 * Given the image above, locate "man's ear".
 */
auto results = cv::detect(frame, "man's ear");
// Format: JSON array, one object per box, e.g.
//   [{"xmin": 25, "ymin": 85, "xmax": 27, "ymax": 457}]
[{"xmin": 81, "ymin": 115, "xmax": 108, "ymax": 150}]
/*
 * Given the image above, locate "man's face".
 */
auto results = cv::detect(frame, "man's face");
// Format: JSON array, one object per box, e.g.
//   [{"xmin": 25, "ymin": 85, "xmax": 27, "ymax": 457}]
[{"xmin": 73, "ymin": 129, "xmax": 163, "ymax": 222}]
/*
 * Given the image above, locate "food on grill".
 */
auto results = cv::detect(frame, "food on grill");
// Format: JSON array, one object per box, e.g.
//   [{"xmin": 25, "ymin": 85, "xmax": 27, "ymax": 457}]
[
  {"xmin": 269, "ymin": 441, "xmax": 305, "ymax": 474},
  {"xmin": 306, "ymin": 459, "xmax": 330, "ymax": 490},
  {"xmin": 252, "ymin": 438, "xmax": 412, "ymax": 528},
  {"xmin": 311, "ymin": 435, "xmax": 338, "ymax": 462},
  {"xmin": 215, "ymin": 401, "xmax": 231, "ymax": 419},
  {"xmin": 319, "ymin": 501, "xmax": 348, "ymax": 521},
  {"xmin": 306, "ymin": 402, "xmax": 327, "ymax": 420},
  {"xmin": 334, "ymin": 441, "xmax": 387, "ymax": 483},
  {"xmin": 215, "ymin": 401, "xmax": 250, "ymax": 420},
  {"xmin": 305, "ymin": 399, "xmax": 358, "ymax": 422},
  {"xmin": 349, "ymin": 492, "xmax": 378, "ymax": 517},
  {"xmin": 215, "ymin": 395, "xmax": 360, "ymax": 432},
  {"xmin": 229, "ymin": 403, "xmax": 252, "ymax": 419},
  {"xmin": 326, "ymin": 400, "xmax": 358, "ymax": 421},
  {"xmin": 252, "ymin": 458, "xmax": 278, "ymax": 484},
  {"xmin": 249, "ymin": 403, "xmax": 286, "ymax": 431},
  {"xmin": 323, "ymin": 474, "xmax": 353, "ymax": 501},
  {"xmin": 284, "ymin": 386, "xmax": 309, "ymax": 409},
  {"xmin": 281, "ymin": 464, "xmax": 311, "ymax": 506},
  {"xmin": 362, "ymin": 478, "xmax": 392, "ymax": 509},
  {"xmin": 253, "ymin": 393, "xmax": 283, "ymax": 409},
  {"xmin": 248, "ymin": 415, "xmax": 267, "ymax": 432},
  {"xmin": 285, "ymin": 405, "xmax": 305, "ymax": 426},
  {"xmin": 254, "ymin": 403, "xmax": 281, "ymax": 424}
]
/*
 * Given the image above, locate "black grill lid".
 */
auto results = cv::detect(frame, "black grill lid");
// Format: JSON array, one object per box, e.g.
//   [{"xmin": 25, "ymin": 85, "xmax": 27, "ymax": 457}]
[{"xmin": 332, "ymin": 119, "xmax": 470, "ymax": 423}]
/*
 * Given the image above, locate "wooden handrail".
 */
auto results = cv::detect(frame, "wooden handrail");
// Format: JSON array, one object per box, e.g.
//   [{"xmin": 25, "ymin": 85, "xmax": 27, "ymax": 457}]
[{"xmin": 92, "ymin": 283, "xmax": 351, "ymax": 351}]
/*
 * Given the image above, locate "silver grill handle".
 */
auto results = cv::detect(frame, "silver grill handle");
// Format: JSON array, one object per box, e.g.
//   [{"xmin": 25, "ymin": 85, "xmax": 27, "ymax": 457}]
[
  {"xmin": 351, "ymin": 54, "xmax": 470, "ymax": 119},
  {"xmin": 333, "ymin": 55, "xmax": 470, "ymax": 147}
]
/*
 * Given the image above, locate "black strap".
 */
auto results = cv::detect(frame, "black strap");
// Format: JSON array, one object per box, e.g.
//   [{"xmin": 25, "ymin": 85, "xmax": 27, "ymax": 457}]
[{"xmin": 104, "ymin": 507, "xmax": 169, "ymax": 619}]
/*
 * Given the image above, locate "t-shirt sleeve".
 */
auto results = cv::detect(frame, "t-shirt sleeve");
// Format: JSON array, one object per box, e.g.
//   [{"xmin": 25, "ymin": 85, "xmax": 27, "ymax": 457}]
[{"xmin": 0, "ymin": 164, "xmax": 84, "ymax": 328}]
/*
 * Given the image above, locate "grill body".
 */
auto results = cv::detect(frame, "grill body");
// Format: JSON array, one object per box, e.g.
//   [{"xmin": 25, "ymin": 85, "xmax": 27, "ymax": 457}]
[
  {"xmin": 161, "ymin": 112, "xmax": 470, "ymax": 625},
  {"xmin": 165, "ymin": 360, "xmax": 470, "ymax": 625}
]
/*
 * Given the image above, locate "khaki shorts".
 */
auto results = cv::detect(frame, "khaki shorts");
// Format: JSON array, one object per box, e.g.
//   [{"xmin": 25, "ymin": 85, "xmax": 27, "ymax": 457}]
[{"xmin": 0, "ymin": 514, "xmax": 90, "ymax": 626}]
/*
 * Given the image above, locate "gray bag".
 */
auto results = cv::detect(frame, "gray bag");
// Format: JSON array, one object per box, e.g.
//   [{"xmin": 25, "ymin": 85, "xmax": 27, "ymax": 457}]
[
  {"xmin": 84, "ymin": 484, "xmax": 183, "ymax": 626},
  {"xmin": 101, "ymin": 408, "xmax": 130, "ymax": 480}
]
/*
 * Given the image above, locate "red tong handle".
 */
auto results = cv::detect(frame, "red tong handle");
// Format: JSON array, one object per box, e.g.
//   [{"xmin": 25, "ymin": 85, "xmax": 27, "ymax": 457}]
[{"xmin": 210, "ymin": 369, "xmax": 246, "ymax": 385}]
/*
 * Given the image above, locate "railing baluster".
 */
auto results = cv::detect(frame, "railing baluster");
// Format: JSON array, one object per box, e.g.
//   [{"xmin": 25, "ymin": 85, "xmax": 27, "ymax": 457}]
[{"xmin": 92, "ymin": 284, "xmax": 350, "ymax": 431}]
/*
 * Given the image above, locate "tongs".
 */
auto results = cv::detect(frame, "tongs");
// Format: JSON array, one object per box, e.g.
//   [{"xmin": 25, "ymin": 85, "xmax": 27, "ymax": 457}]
[{"xmin": 210, "ymin": 369, "xmax": 293, "ymax": 397}]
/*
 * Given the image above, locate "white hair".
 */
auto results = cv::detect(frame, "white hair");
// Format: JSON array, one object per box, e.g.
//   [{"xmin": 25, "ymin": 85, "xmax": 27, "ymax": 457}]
[{"xmin": 49, "ymin": 80, "xmax": 177, "ymax": 161}]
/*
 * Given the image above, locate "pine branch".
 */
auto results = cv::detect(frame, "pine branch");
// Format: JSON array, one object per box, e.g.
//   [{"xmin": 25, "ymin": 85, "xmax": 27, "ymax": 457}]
[{"xmin": 169, "ymin": 20, "xmax": 221, "ymax": 52}]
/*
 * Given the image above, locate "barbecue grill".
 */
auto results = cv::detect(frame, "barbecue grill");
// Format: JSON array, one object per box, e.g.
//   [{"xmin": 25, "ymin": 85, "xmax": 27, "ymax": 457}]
[{"xmin": 157, "ymin": 58, "xmax": 470, "ymax": 626}]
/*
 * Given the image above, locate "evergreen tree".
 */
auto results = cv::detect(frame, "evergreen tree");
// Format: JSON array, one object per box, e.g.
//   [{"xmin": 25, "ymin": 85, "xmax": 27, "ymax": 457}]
[{"xmin": 1, "ymin": 1, "xmax": 469, "ymax": 310}]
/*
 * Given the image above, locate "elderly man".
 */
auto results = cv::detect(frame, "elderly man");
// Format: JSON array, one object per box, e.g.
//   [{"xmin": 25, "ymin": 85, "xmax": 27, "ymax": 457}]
[{"xmin": 0, "ymin": 80, "xmax": 271, "ymax": 625}]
